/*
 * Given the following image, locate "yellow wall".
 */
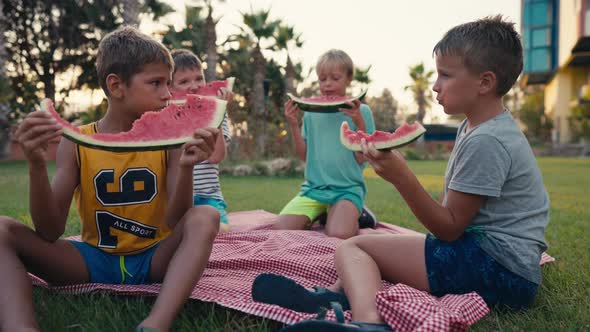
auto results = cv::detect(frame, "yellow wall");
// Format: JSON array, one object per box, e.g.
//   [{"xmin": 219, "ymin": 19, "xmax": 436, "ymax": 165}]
[
  {"xmin": 558, "ymin": 0, "xmax": 581, "ymax": 66},
  {"xmin": 545, "ymin": 66, "xmax": 590, "ymax": 143},
  {"xmin": 542, "ymin": 0, "xmax": 590, "ymax": 143}
]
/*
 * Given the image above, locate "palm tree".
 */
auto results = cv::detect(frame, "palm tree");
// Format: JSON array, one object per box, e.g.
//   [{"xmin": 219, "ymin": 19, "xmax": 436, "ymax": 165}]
[
  {"xmin": 238, "ymin": 9, "xmax": 279, "ymax": 156},
  {"xmin": 404, "ymin": 62, "xmax": 434, "ymax": 124},
  {"xmin": 162, "ymin": 6, "xmax": 206, "ymax": 55},
  {"xmin": 273, "ymin": 24, "xmax": 303, "ymax": 96},
  {"xmin": 0, "ymin": 0, "xmax": 11, "ymax": 159},
  {"xmin": 122, "ymin": 0, "xmax": 141, "ymax": 26},
  {"xmin": 202, "ymin": 1, "xmax": 224, "ymax": 81}
]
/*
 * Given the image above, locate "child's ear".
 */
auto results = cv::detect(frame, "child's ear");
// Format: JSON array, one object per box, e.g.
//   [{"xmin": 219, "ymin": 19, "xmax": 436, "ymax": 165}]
[
  {"xmin": 106, "ymin": 73, "xmax": 124, "ymax": 98},
  {"xmin": 479, "ymin": 71, "xmax": 497, "ymax": 95}
]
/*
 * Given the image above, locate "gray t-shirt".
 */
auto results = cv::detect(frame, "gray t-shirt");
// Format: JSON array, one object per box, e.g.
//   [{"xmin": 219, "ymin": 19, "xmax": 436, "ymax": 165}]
[{"xmin": 443, "ymin": 111, "xmax": 549, "ymax": 284}]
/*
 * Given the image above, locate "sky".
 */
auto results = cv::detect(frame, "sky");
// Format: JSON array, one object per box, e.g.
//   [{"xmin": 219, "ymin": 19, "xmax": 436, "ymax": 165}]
[{"xmin": 67, "ymin": 0, "xmax": 521, "ymax": 122}]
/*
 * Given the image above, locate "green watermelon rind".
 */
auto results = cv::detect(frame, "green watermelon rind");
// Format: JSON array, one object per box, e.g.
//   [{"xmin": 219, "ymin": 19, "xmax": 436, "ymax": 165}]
[
  {"xmin": 340, "ymin": 121, "xmax": 426, "ymax": 152},
  {"xmin": 287, "ymin": 90, "xmax": 368, "ymax": 113},
  {"xmin": 226, "ymin": 77, "xmax": 235, "ymax": 92},
  {"xmin": 41, "ymin": 98, "xmax": 227, "ymax": 152}
]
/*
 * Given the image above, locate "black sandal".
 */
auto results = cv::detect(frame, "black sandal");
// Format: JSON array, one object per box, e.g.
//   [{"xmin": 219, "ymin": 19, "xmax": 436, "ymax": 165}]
[
  {"xmin": 251, "ymin": 273, "xmax": 350, "ymax": 313},
  {"xmin": 281, "ymin": 302, "xmax": 392, "ymax": 332}
]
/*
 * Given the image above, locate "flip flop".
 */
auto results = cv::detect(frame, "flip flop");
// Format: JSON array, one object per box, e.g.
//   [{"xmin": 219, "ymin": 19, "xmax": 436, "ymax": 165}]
[
  {"xmin": 281, "ymin": 302, "xmax": 392, "ymax": 332},
  {"xmin": 281, "ymin": 321, "xmax": 393, "ymax": 332},
  {"xmin": 251, "ymin": 273, "xmax": 350, "ymax": 313}
]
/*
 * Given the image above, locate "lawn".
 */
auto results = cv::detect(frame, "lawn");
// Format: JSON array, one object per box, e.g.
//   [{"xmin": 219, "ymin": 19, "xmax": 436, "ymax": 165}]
[{"xmin": 0, "ymin": 158, "xmax": 588, "ymax": 331}]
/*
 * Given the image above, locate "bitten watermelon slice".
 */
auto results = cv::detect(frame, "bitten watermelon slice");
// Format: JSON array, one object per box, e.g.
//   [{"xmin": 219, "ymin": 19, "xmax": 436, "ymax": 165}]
[
  {"xmin": 171, "ymin": 77, "xmax": 235, "ymax": 101},
  {"xmin": 287, "ymin": 90, "xmax": 367, "ymax": 113},
  {"xmin": 340, "ymin": 121, "xmax": 426, "ymax": 151},
  {"xmin": 42, "ymin": 95, "xmax": 227, "ymax": 152}
]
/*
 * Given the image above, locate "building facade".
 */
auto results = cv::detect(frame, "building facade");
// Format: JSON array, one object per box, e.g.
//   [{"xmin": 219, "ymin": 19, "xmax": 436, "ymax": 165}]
[{"xmin": 522, "ymin": 0, "xmax": 590, "ymax": 143}]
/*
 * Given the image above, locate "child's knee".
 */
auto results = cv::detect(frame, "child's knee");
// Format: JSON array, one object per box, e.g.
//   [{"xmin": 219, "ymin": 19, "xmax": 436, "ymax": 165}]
[
  {"xmin": 0, "ymin": 216, "xmax": 26, "ymax": 245},
  {"xmin": 335, "ymin": 237, "xmax": 360, "ymax": 257},
  {"xmin": 183, "ymin": 206, "xmax": 220, "ymax": 238},
  {"xmin": 325, "ymin": 227, "xmax": 356, "ymax": 240}
]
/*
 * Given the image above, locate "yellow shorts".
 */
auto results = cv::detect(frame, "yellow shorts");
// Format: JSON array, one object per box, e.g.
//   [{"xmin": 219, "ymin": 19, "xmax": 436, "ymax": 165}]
[{"xmin": 279, "ymin": 195, "xmax": 330, "ymax": 221}]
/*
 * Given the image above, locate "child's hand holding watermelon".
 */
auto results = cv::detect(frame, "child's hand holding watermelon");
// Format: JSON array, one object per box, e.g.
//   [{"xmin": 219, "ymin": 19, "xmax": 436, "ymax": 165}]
[
  {"xmin": 284, "ymin": 99, "xmax": 301, "ymax": 127},
  {"xmin": 14, "ymin": 110, "xmax": 63, "ymax": 166},
  {"xmin": 360, "ymin": 138, "xmax": 408, "ymax": 184},
  {"xmin": 339, "ymin": 99, "xmax": 366, "ymax": 132},
  {"xmin": 217, "ymin": 87, "xmax": 234, "ymax": 103},
  {"xmin": 178, "ymin": 127, "xmax": 219, "ymax": 168}
]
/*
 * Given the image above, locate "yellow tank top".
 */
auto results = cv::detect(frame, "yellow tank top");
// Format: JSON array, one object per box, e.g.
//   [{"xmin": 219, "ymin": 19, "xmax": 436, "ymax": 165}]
[{"xmin": 74, "ymin": 123, "xmax": 171, "ymax": 255}]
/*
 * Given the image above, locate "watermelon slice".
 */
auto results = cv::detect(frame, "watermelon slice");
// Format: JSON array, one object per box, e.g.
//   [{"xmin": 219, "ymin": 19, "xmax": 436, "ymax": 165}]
[
  {"xmin": 42, "ymin": 95, "xmax": 227, "ymax": 152},
  {"xmin": 171, "ymin": 77, "xmax": 235, "ymax": 101},
  {"xmin": 340, "ymin": 121, "xmax": 426, "ymax": 151},
  {"xmin": 287, "ymin": 90, "xmax": 367, "ymax": 113}
]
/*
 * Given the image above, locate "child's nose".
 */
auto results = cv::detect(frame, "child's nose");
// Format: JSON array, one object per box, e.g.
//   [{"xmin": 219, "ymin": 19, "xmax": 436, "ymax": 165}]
[
  {"xmin": 432, "ymin": 80, "xmax": 440, "ymax": 93},
  {"xmin": 190, "ymin": 81, "xmax": 203, "ymax": 92},
  {"xmin": 162, "ymin": 88, "xmax": 171, "ymax": 101}
]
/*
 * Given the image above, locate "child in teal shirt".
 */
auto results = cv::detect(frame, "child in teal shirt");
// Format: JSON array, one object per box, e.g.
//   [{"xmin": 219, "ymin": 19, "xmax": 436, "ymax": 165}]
[{"xmin": 272, "ymin": 49, "xmax": 375, "ymax": 239}]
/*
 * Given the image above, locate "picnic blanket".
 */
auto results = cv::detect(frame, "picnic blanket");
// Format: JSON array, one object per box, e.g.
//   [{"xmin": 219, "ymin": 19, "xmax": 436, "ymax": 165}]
[{"xmin": 30, "ymin": 210, "xmax": 555, "ymax": 331}]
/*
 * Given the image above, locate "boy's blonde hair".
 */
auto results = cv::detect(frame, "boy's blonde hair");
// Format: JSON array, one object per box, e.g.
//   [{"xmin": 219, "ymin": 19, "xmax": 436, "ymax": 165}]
[
  {"xmin": 316, "ymin": 49, "xmax": 354, "ymax": 79},
  {"xmin": 96, "ymin": 26, "xmax": 173, "ymax": 96},
  {"xmin": 170, "ymin": 49, "xmax": 203, "ymax": 74},
  {"xmin": 433, "ymin": 15, "xmax": 523, "ymax": 96}
]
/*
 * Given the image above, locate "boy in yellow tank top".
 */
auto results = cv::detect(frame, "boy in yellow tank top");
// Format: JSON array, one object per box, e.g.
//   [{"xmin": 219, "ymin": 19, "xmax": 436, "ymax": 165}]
[{"xmin": 0, "ymin": 26, "xmax": 220, "ymax": 331}]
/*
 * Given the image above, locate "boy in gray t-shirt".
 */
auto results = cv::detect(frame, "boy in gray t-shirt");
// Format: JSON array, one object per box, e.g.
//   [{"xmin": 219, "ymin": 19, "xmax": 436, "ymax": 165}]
[
  {"xmin": 445, "ymin": 111, "xmax": 549, "ymax": 285},
  {"xmin": 251, "ymin": 16, "xmax": 549, "ymax": 331}
]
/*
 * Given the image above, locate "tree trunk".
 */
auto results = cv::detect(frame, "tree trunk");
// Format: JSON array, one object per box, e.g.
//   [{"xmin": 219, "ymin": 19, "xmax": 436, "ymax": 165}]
[
  {"xmin": 41, "ymin": 72, "xmax": 56, "ymax": 105},
  {"xmin": 203, "ymin": 4, "xmax": 218, "ymax": 82},
  {"xmin": 122, "ymin": 0, "xmax": 141, "ymax": 27},
  {"xmin": 416, "ymin": 91, "xmax": 426, "ymax": 147},
  {"xmin": 416, "ymin": 92, "xmax": 426, "ymax": 124},
  {"xmin": 0, "ymin": 0, "xmax": 10, "ymax": 159},
  {"xmin": 251, "ymin": 45, "xmax": 267, "ymax": 156},
  {"xmin": 284, "ymin": 55, "xmax": 296, "ymax": 96}
]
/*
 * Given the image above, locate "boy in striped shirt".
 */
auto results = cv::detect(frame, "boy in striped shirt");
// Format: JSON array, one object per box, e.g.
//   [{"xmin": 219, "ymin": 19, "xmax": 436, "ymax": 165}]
[{"xmin": 170, "ymin": 49, "xmax": 233, "ymax": 232}]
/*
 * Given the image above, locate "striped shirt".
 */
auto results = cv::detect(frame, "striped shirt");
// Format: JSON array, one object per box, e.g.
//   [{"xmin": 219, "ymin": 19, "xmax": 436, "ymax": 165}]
[{"xmin": 193, "ymin": 114, "xmax": 231, "ymax": 201}]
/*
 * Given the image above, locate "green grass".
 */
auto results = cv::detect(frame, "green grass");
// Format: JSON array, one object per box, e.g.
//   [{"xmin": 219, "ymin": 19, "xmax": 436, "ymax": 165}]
[{"xmin": 1, "ymin": 158, "xmax": 589, "ymax": 331}]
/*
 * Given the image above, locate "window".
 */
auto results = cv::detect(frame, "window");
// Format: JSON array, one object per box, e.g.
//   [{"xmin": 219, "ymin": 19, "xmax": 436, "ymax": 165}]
[{"xmin": 523, "ymin": 0, "xmax": 557, "ymax": 73}]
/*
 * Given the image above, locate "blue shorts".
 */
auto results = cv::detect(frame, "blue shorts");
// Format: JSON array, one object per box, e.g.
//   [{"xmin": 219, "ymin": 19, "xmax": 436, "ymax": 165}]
[
  {"xmin": 193, "ymin": 196, "xmax": 229, "ymax": 224},
  {"xmin": 425, "ymin": 232, "xmax": 539, "ymax": 309},
  {"xmin": 70, "ymin": 241, "xmax": 158, "ymax": 285}
]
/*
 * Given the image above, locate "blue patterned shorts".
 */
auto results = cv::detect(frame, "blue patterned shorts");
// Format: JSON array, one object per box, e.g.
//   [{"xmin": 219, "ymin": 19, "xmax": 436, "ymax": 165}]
[{"xmin": 425, "ymin": 232, "xmax": 539, "ymax": 309}]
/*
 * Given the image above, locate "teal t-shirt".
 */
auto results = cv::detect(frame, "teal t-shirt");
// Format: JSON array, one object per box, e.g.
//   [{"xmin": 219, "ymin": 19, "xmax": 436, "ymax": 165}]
[{"xmin": 299, "ymin": 104, "xmax": 375, "ymax": 212}]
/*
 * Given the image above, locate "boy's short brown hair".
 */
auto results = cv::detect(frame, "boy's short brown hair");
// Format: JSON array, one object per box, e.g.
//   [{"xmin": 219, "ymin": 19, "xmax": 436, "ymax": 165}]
[
  {"xmin": 316, "ymin": 49, "xmax": 354, "ymax": 79},
  {"xmin": 433, "ymin": 15, "xmax": 523, "ymax": 96},
  {"xmin": 170, "ymin": 49, "xmax": 203, "ymax": 74},
  {"xmin": 96, "ymin": 26, "xmax": 173, "ymax": 96}
]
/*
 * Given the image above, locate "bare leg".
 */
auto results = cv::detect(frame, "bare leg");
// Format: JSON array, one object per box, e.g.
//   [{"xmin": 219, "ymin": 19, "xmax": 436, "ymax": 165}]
[
  {"xmin": 324, "ymin": 200, "xmax": 359, "ymax": 239},
  {"xmin": 138, "ymin": 206, "xmax": 219, "ymax": 331},
  {"xmin": 271, "ymin": 214, "xmax": 310, "ymax": 230},
  {"xmin": 335, "ymin": 234, "xmax": 428, "ymax": 323},
  {"xmin": 0, "ymin": 217, "xmax": 89, "ymax": 331}
]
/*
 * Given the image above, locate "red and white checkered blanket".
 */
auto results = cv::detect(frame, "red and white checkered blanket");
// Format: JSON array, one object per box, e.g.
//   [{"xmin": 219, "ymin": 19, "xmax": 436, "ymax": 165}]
[{"xmin": 30, "ymin": 210, "xmax": 554, "ymax": 331}]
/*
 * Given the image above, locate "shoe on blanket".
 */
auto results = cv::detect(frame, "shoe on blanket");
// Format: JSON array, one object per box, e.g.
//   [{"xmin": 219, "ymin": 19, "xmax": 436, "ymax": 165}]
[
  {"xmin": 281, "ymin": 320, "xmax": 393, "ymax": 332},
  {"xmin": 281, "ymin": 302, "xmax": 392, "ymax": 331},
  {"xmin": 315, "ymin": 212, "xmax": 328, "ymax": 226},
  {"xmin": 315, "ymin": 205, "xmax": 377, "ymax": 229},
  {"xmin": 358, "ymin": 205, "xmax": 377, "ymax": 229},
  {"xmin": 251, "ymin": 273, "xmax": 350, "ymax": 313}
]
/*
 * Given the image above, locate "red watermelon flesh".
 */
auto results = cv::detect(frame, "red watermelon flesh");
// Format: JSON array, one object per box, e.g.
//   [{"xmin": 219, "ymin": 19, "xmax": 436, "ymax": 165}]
[
  {"xmin": 299, "ymin": 95, "xmax": 352, "ymax": 103},
  {"xmin": 171, "ymin": 77, "xmax": 235, "ymax": 100},
  {"xmin": 41, "ymin": 95, "xmax": 226, "ymax": 151},
  {"xmin": 340, "ymin": 121, "xmax": 426, "ymax": 151},
  {"xmin": 287, "ymin": 89, "xmax": 367, "ymax": 113}
]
